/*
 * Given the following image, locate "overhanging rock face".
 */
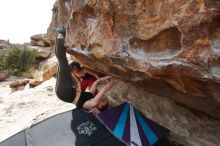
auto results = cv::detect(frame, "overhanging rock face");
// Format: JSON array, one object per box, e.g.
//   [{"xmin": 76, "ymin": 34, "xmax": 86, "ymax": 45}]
[{"xmin": 47, "ymin": 0, "xmax": 220, "ymax": 119}]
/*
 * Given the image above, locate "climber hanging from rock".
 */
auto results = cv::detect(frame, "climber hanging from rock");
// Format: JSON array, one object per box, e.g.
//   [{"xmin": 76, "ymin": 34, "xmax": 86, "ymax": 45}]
[
  {"xmin": 54, "ymin": 26, "xmax": 119, "ymax": 112},
  {"xmin": 69, "ymin": 61, "xmax": 98, "ymax": 93}
]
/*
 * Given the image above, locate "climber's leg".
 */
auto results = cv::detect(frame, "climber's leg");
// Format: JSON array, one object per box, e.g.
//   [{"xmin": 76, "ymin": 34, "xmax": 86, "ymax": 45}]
[{"xmin": 55, "ymin": 27, "xmax": 76, "ymax": 103}]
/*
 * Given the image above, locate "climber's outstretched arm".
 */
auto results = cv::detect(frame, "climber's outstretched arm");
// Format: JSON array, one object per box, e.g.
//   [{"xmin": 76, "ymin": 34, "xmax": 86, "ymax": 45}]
[{"xmin": 83, "ymin": 77, "xmax": 119, "ymax": 109}]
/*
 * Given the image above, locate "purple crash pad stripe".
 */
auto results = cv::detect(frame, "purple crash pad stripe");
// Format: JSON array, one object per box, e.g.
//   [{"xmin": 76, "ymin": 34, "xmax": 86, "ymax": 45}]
[
  {"xmin": 98, "ymin": 102, "xmax": 126, "ymax": 131},
  {"xmin": 122, "ymin": 111, "xmax": 130, "ymax": 145},
  {"xmin": 135, "ymin": 113, "xmax": 151, "ymax": 146},
  {"xmin": 113, "ymin": 103, "xmax": 129, "ymax": 139},
  {"xmin": 98, "ymin": 102, "xmax": 169, "ymax": 146},
  {"xmin": 134, "ymin": 108, "xmax": 169, "ymax": 139}
]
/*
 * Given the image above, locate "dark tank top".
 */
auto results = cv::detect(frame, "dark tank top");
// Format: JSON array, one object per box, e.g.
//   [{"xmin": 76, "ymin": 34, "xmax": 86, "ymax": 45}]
[
  {"xmin": 76, "ymin": 92, "xmax": 93, "ymax": 109},
  {"xmin": 76, "ymin": 92, "xmax": 109, "ymax": 111}
]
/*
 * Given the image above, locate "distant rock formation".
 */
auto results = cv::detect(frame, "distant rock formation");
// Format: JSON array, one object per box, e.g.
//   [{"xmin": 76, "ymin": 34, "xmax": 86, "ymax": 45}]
[
  {"xmin": 30, "ymin": 34, "xmax": 50, "ymax": 47},
  {"xmin": 0, "ymin": 40, "xmax": 11, "ymax": 55},
  {"xmin": 0, "ymin": 71, "xmax": 9, "ymax": 82},
  {"xmin": 0, "ymin": 40, "xmax": 10, "ymax": 82},
  {"xmin": 29, "ymin": 34, "xmax": 52, "ymax": 59},
  {"xmin": 0, "ymin": 40, "xmax": 10, "ymax": 49}
]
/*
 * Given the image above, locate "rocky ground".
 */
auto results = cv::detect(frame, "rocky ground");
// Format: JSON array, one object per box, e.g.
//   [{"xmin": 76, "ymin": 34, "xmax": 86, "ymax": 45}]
[
  {"xmin": 0, "ymin": 37, "xmax": 73, "ymax": 143},
  {"xmin": 0, "ymin": 77, "xmax": 74, "ymax": 142}
]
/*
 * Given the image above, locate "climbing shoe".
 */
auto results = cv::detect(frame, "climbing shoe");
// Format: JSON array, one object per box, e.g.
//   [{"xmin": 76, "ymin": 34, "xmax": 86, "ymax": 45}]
[
  {"xmin": 55, "ymin": 26, "xmax": 66, "ymax": 39},
  {"xmin": 54, "ymin": 26, "xmax": 67, "ymax": 60}
]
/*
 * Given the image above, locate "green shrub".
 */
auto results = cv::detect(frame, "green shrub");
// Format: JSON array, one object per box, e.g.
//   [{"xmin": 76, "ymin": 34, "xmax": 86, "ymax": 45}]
[
  {"xmin": 41, "ymin": 63, "xmax": 49, "ymax": 71},
  {"xmin": 0, "ymin": 54, "xmax": 5, "ymax": 70},
  {"xmin": 0, "ymin": 44, "xmax": 37, "ymax": 75}
]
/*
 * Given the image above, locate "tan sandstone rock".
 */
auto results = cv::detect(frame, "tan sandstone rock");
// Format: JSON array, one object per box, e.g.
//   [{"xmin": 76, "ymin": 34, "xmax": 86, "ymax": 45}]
[
  {"xmin": 45, "ymin": 0, "xmax": 220, "ymax": 145},
  {"xmin": 30, "ymin": 34, "xmax": 50, "ymax": 47},
  {"xmin": 9, "ymin": 79, "xmax": 30, "ymax": 88},
  {"xmin": 47, "ymin": 0, "xmax": 220, "ymax": 119},
  {"xmin": 28, "ymin": 46, "xmax": 52, "ymax": 59},
  {"xmin": 0, "ymin": 72, "xmax": 9, "ymax": 82}
]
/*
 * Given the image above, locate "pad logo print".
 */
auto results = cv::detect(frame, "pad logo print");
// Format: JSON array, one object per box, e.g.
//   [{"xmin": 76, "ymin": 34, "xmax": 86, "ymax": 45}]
[{"xmin": 77, "ymin": 121, "xmax": 97, "ymax": 136}]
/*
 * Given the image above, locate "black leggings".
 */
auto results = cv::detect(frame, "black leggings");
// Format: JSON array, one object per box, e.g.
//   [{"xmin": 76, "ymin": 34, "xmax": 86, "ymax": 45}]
[{"xmin": 55, "ymin": 38, "xmax": 76, "ymax": 103}]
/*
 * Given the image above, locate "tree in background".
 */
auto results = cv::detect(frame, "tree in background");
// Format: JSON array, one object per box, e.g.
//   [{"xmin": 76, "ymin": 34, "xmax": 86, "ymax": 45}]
[{"xmin": 0, "ymin": 44, "xmax": 37, "ymax": 75}]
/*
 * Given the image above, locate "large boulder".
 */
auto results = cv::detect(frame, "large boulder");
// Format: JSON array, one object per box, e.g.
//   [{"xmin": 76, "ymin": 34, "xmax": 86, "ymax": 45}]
[
  {"xmin": 46, "ymin": 0, "xmax": 220, "ymax": 145},
  {"xmin": 47, "ymin": 0, "xmax": 220, "ymax": 119}
]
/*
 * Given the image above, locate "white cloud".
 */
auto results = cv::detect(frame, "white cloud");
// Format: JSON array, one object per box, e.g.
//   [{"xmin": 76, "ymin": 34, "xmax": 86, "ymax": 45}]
[{"xmin": 0, "ymin": 0, "xmax": 56, "ymax": 43}]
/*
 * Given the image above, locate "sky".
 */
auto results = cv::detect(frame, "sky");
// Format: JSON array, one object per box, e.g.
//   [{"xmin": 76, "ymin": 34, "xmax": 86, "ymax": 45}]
[{"xmin": 0, "ymin": 0, "xmax": 57, "ymax": 44}]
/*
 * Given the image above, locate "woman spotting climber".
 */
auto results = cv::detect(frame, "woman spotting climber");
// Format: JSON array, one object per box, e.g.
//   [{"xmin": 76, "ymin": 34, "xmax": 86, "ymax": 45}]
[{"xmin": 54, "ymin": 26, "xmax": 118, "ymax": 112}]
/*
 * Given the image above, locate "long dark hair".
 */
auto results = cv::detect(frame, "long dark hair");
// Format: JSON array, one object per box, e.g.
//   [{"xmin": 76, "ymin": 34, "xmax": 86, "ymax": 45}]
[{"xmin": 69, "ymin": 61, "xmax": 83, "ymax": 71}]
